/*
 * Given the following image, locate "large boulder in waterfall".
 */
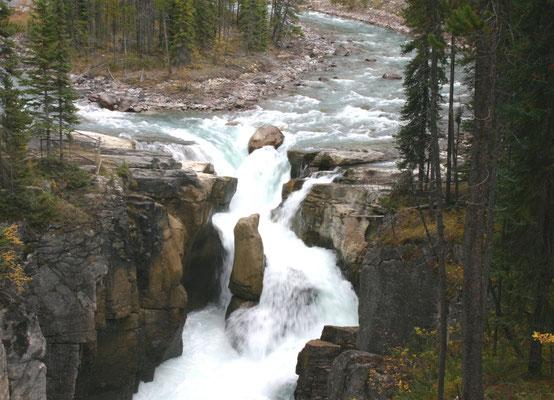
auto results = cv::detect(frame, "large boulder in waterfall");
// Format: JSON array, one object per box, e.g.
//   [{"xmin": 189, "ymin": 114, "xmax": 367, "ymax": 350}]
[
  {"xmin": 229, "ymin": 214, "xmax": 265, "ymax": 300},
  {"xmin": 247, "ymin": 125, "xmax": 285, "ymax": 154}
]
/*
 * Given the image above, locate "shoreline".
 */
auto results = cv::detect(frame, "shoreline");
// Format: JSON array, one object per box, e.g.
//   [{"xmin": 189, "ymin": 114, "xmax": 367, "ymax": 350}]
[{"xmin": 74, "ymin": 4, "xmax": 408, "ymax": 114}]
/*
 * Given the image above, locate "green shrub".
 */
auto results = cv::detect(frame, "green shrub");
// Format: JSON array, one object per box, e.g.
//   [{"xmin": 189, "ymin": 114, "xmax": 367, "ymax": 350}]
[{"xmin": 35, "ymin": 157, "xmax": 93, "ymax": 190}]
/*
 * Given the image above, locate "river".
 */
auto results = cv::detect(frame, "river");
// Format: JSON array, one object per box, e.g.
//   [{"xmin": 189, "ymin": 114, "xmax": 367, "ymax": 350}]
[{"xmin": 78, "ymin": 11, "xmax": 409, "ymax": 400}]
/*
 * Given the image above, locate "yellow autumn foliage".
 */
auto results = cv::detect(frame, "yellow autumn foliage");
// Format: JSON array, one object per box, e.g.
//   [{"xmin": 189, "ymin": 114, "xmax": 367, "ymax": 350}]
[{"xmin": 0, "ymin": 225, "xmax": 31, "ymax": 291}]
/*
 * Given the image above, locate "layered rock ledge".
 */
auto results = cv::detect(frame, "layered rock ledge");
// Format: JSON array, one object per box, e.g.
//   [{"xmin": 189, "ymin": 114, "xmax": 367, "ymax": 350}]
[
  {"xmin": 1, "ymin": 136, "xmax": 236, "ymax": 400},
  {"xmin": 283, "ymin": 148, "xmax": 400, "ymax": 291}
]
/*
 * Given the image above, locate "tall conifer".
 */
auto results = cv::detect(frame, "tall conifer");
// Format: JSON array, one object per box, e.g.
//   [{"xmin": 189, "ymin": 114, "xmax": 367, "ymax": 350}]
[
  {"xmin": 0, "ymin": 0, "xmax": 31, "ymax": 188},
  {"xmin": 395, "ymin": 0, "xmax": 445, "ymax": 189},
  {"xmin": 172, "ymin": 0, "xmax": 196, "ymax": 65}
]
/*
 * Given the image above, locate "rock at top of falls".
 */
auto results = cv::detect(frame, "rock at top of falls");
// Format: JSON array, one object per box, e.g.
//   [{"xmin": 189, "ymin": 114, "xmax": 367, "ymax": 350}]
[
  {"xmin": 247, "ymin": 125, "xmax": 285, "ymax": 154},
  {"xmin": 229, "ymin": 214, "xmax": 265, "ymax": 301}
]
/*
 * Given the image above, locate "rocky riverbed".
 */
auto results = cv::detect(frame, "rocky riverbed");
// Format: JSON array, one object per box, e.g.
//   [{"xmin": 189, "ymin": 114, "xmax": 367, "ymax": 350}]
[{"xmin": 72, "ymin": 2, "xmax": 409, "ymax": 113}]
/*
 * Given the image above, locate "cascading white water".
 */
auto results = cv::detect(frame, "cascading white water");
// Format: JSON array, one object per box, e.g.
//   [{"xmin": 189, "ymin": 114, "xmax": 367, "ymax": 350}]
[
  {"xmin": 76, "ymin": 11, "xmax": 455, "ymax": 399},
  {"xmin": 134, "ymin": 134, "xmax": 358, "ymax": 400}
]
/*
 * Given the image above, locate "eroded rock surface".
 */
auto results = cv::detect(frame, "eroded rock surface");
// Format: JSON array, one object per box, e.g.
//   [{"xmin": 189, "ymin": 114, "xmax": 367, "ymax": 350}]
[
  {"xmin": 229, "ymin": 214, "xmax": 265, "ymax": 301},
  {"xmin": 284, "ymin": 149, "xmax": 399, "ymax": 291},
  {"xmin": 247, "ymin": 125, "xmax": 285, "ymax": 154},
  {"xmin": 0, "ymin": 308, "xmax": 47, "ymax": 400},
  {"xmin": 19, "ymin": 148, "xmax": 236, "ymax": 400},
  {"xmin": 357, "ymin": 244, "xmax": 440, "ymax": 354}
]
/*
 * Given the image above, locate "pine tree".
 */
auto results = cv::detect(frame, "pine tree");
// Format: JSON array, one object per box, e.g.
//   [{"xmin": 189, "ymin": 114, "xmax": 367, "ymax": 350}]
[
  {"xmin": 0, "ymin": 0, "xmax": 31, "ymax": 189},
  {"xmin": 172, "ymin": 0, "xmax": 196, "ymax": 65},
  {"xmin": 51, "ymin": 0, "xmax": 79, "ymax": 159},
  {"xmin": 270, "ymin": 0, "xmax": 301, "ymax": 46},
  {"xmin": 395, "ymin": 0, "xmax": 445, "ymax": 190},
  {"xmin": 239, "ymin": 0, "xmax": 269, "ymax": 51},
  {"xmin": 26, "ymin": 0, "xmax": 78, "ymax": 159},
  {"xmin": 25, "ymin": 0, "xmax": 57, "ymax": 155},
  {"xmin": 493, "ymin": 0, "xmax": 553, "ymax": 377},
  {"xmin": 193, "ymin": 0, "xmax": 216, "ymax": 50}
]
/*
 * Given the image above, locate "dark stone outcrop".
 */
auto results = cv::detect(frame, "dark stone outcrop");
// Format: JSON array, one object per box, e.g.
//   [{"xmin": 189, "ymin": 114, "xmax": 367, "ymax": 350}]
[
  {"xmin": 294, "ymin": 326, "xmax": 394, "ymax": 400},
  {"xmin": 247, "ymin": 125, "xmax": 285, "ymax": 154},
  {"xmin": 18, "ymin": 148, "xmax": 236, "ymax": 400},
  {"xmin": 327, "ymin": 350, "xmax": 389, "ymax": 400},
  {"xmin": 0, "ymin": 307, "xmax": 47, "ymax": 400},
  {"xmin": 294, "ymin": 339, "xmax": 342, "ymax": 400},
  {"xmin": 320, "ymin": 325, "xmax": 358, "ymax": 351},
  {"xmin": 357, "ymin": 244, "xmax": 440, "ymax": 354}
]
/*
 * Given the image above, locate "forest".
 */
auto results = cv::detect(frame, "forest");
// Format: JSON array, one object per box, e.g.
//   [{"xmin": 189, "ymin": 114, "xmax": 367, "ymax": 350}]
[{"xmin": 0, "ymin": 0, "xmax": 553, "ymax": 399}]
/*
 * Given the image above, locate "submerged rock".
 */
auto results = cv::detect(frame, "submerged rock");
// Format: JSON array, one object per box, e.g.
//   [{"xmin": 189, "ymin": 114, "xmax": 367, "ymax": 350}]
[
  {"xmin": 382, "ymin": 72, "xmax": 402, "ymax": 80},
  {"xmin": 247, "ymin": 125, "xmax": 285, "ymax": 154},
  {"xmin": 229, "ymin": 214, "xmax": 265, "ymax": 300}
]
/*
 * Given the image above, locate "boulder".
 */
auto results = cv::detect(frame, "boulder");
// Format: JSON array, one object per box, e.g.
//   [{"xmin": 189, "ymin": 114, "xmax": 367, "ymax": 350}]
[
  {"xmin": 229, "ymin": 214, "xmax": 265, "ymax": 300},
  {"xmin": 333, "ymin": 45, "xmax": 350, "ymax": 56},
  {"xmin": 117, "ymin": 98, "xmax": 133, "ymax": 112},
  {"xmin": 382, "ymin": 72, "xmax": 402, "ymax": 80},
  {"xmin": 247, "ymin": 125, "xmax": 285, "ymax": 154},
  {"xmin": 357, "ymin": 244, "xmax": 439, "ymax": 354},
  {"xmin": 294, "ymin": 339, "xmax": 342, "ymax": 400},
  {"xmin": 97, "ymin": 93, "xmax": 117, "ymax": 110}
]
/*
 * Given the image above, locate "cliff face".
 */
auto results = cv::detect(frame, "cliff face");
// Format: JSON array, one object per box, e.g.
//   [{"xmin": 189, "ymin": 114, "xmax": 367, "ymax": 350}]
[
  {"xmin": 2, "ymin": 150, "xmax": 236, "ymax": 400},
  {"xmin": 286, "ymin": 149, "xmax": 399, "ymax": 292}
]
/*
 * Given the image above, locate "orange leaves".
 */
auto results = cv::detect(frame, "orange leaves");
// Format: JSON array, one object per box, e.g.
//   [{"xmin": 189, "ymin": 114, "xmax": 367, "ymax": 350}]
[{"xmin": 0, "ymin": 225, "xmax": 31, "ymax": 291}]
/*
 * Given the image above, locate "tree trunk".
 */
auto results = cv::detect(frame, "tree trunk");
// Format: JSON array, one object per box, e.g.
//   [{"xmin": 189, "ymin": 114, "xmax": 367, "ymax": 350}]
[
  {"xmin": 162, "ymin": 7, "xmax": 172, "ymax": 75},
  {"xmin": 428, "ymin": 2, "xmax": 447, "ymax": 398},
  {"xmin": 446, "ymin": 36, "xmax": 456, "ymax": 204},
  {"xmin": 462, "ymin": 1, "xmax": 498, "ymax": 398}
]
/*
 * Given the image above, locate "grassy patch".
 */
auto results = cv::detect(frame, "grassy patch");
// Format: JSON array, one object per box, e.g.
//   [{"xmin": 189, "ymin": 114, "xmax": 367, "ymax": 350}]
[
  {"xmin": 0, "ymin": 158, "xmax": 94, "ymax": 228},
  {"xmin": 381, "ymin": 207, "xmax": 466, "ymax": 245}
]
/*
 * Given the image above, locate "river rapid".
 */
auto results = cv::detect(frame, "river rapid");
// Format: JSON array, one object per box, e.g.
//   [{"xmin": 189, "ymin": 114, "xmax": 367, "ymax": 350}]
[{"xmin": 79, "ymin": 12, "xmax": 410, "ymax": 400}]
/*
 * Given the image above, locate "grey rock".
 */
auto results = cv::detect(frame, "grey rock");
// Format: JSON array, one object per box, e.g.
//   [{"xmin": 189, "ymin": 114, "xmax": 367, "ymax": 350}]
[
  {"xmin": 357, "ymin": 244, "xmax": 439, "ymax": 354},
  {"xmin": 382, "ymin": 72, "xmax": 402, "ymax": 80},
  {"xmin": 327, "ymin": 350, "xmax": 389, "ymax": 400}
]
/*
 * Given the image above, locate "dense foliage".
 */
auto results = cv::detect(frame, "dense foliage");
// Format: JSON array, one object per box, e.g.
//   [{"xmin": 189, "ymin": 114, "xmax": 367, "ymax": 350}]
[{"xmin": 394, "ymin": 0, "xmax": 553, "ymax": 397}]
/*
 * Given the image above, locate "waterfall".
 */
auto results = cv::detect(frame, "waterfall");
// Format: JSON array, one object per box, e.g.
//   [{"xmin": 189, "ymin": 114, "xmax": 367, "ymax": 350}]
[{"xmin": 134, "ymin": 138, "xmax": 358, "ymax": 400}]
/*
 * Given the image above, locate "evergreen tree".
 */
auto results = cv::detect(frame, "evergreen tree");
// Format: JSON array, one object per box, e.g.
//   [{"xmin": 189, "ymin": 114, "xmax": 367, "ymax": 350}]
[
  {"xmin": 51, "ymin": 0, "xmax": 79, "ymax": 159},
  {"xmin": 493, "ymin": 0, "xmax": 553, "ymax": 377},
  {"xmin": 239, "ymin": 0, "xmax": 269, "ymax": 51},
  {"xmin": 0, "ymin": 0, "xmax": 31, "ymax": 189},
  {"xmin": 25, "ymin": 0, "xmax": 57, "ymax": 155},
  {"xmin": 395, "ymin": 0, "xmax": 445, "ymax": 190},
  {"xmin": 172, "ymin": 0, "xmax": 196, "ymax": 65},
  {"xmin": 270, "ymin": 0, "xmax": 301, "ymax": 46},
  {"xmin": 25, "ymin": 0, "xmax": 78, "ymax": 159},
  {"xmin": 193, "ymin": 0, "xmax": 216, "ymax": 50}
]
